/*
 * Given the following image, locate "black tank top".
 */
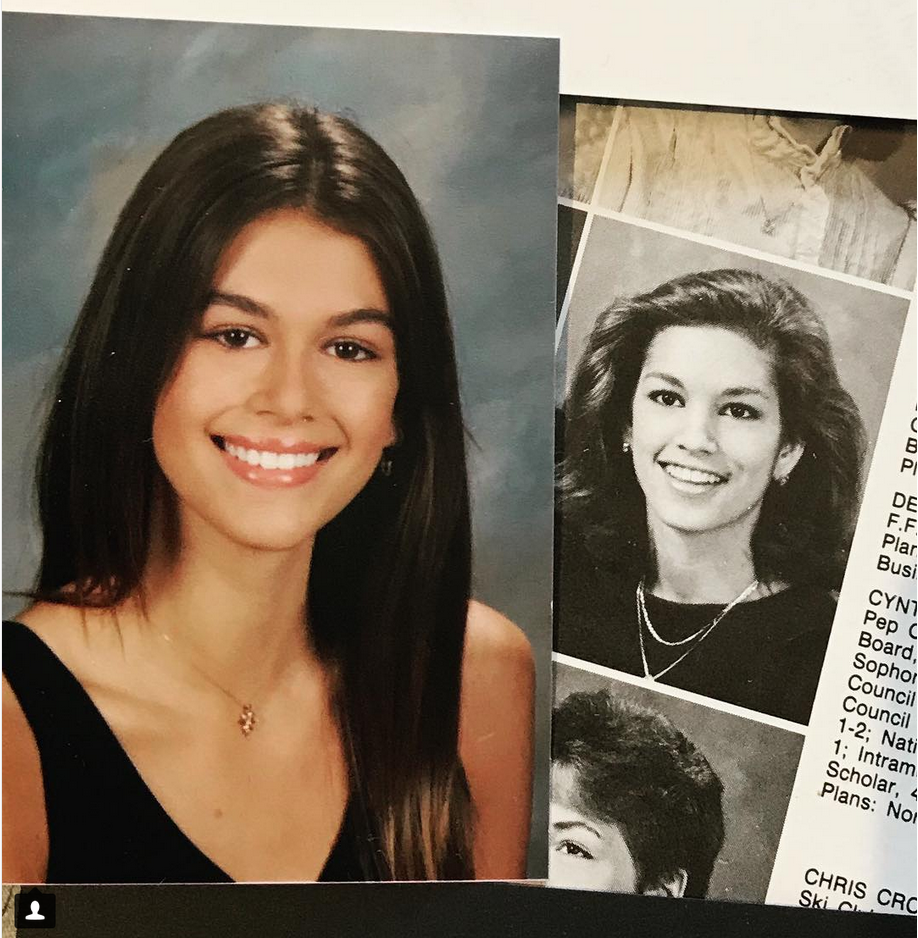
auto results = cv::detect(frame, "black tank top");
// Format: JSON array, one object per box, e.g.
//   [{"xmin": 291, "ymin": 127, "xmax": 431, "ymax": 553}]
[{"xmin": 2, "ymin": 620, "xmax": 366, "ymax": 883}]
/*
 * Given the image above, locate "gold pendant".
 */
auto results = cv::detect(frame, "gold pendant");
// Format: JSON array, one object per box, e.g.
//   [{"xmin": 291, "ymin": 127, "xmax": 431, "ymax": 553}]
[{"xmin": 238, "ymin": 704, "xmax": 257, "ymax": 737}]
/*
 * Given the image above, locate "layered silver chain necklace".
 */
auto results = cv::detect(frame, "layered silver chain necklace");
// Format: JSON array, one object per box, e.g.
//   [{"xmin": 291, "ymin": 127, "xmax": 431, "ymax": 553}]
[{"xmin": 636, "ymin": 578, "xmax": 759, "ymax": 681}]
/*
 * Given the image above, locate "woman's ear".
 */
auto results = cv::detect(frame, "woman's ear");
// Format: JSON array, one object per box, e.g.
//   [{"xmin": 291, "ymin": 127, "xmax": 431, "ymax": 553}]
[
  {"xmin": 773, "ymin": 439, "xmax": 805, "ymax": 484},
  {"xmin": 622, "ymin": 425, "xmax": 633, "ymax": 453},
  {"xmin": 386, "ymin": 420, "xmax": 402, "ymax": 449},
  {"xmin": 641, "ymin": 868, "xmax": 688, "ymax": 898}
]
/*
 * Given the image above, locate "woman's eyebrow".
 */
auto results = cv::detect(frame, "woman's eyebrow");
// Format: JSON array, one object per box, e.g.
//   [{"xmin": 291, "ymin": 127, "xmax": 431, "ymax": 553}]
[
  {"xmin": 205, "ymin": 292, "xmax": 392, "ymax": 330},
  {"xmin": 641, "ymin": 371, "xmax": 772, "ymax": 400},
  {"xmin": 327, "ymin": 309, "xmax": 393, "ymax": 330},
  {"xmin": 721, "ymin": 386, "xmax": 771, "ymax": 399},
  {"xmin": 208, "ymin": 291, "xmax": 272, "ymax": 317},
  {"xmin": 641, "ymin": 371, "xmax": 684, "ymax": 387},
  {"xmin": 551, "ymin": 819, "xmax": 603, "ymax": 839}
]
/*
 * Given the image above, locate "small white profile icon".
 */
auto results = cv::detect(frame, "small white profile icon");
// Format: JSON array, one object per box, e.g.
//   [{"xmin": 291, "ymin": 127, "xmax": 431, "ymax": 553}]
[{"xmin": 25, "ymin": 900, "xmax": 45, "ymax": 921}]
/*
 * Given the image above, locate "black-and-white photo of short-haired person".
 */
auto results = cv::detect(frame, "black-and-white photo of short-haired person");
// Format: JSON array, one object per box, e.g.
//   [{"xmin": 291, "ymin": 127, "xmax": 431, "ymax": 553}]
[
  {"xmin": 557, "ymin": 266, "xmax": 875, "ymax": 724},
  {"xmin": 550, "ymin": 664, "xmax": 805, "ymax": 903},
  {"xmin": 550, "ymin": 689, "xmax": 724, "ymax": 899}
]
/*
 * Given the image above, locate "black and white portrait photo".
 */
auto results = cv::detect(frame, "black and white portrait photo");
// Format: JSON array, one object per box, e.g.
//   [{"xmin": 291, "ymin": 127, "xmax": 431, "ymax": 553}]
[
  {"xmin": 554, "ymin": 104, "xmax": 913, "ymax": 724},
  {"xmin": 555, "ymin": 223, "xmax": 910, "ymax": 722},
  {"xmin": 550, "ymin": 663, "xmax": 804, "ymax": 903}
]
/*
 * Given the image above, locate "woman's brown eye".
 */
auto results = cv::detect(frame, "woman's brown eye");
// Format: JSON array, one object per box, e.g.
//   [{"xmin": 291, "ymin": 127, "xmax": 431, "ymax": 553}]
[
  {"xmin": 723, "ymin": 403, "xmax": 760, "ymax": 420},
  {"xmin": 649, "ymin": 389, "xmax": 682, "ymax": 407},
  {"xmin": 559, "ymin": 841, "xmax": 594, "ymax": 860},
  {"xmin": 208, "ymin": 328, "xmax": 259, "ymax": 349},
  {"xmin": 223, "ymin": 330, "xmax": 252, "ymax": 347},
  {"xmin": 330, "ymin": 341, "xmax": 375, "ymax": 361}
]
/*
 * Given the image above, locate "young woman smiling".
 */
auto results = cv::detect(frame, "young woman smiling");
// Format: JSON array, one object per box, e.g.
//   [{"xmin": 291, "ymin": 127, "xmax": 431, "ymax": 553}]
[
  {"xmin": 556, "ymin": 269, "xmax": 865, "ymax": 724},
  {"xmin": 2, "ymin": 103, "xmax": 534, "ymax": 883}
]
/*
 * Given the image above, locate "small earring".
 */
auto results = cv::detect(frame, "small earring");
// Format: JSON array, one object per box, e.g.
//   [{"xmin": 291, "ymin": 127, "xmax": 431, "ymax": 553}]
[
  {"xmin": 378, "ymin": 453, "xmax": 393, "ymax": 477},
  {"xmin": 622, "ymin": 441, "xmax": 631, "ymax": 453},
  {"xmin": 776, "ymin": 474, "xmax": 789, "ymax": 486}
]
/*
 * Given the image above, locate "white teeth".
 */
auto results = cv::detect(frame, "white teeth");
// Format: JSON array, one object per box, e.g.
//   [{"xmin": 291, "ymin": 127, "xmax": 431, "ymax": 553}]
[
  {"xmin": 223, "ymin": 442, "xmax": 323, "ymax": 470},
  {"xmin": 663, "ymin": 464, "xmax": 724, "ymax": 485}
]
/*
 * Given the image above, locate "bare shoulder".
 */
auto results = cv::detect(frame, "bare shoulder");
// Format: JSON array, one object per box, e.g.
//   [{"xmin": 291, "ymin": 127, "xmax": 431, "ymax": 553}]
[
  {"xmin": 2, "ymin": 674, "xmax": 48, "ymax": 882},
  {"xmin": 11, "ymin": 601, "xmax": 128, "ymax": 681},
  {"xmin": 463, "ymin": 600, "xmax": 534, "ymax": 678},
  {"xmin": 460, "ymin": 601, "xmax": 535, "ymax": 736},
  {"xmin": 13, "ymin": 601, "xmax": 89, "ymax": 652},
  {"xmin": 460, "ymin": 601, "xmax": 535, "ymax": 880}
]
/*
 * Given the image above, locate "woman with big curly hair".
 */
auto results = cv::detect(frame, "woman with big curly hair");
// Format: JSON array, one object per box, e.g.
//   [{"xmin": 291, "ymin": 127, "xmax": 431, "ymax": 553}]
[{"xmin": 557, "ymin": 268, "xmax": 865, "ymax": 723}]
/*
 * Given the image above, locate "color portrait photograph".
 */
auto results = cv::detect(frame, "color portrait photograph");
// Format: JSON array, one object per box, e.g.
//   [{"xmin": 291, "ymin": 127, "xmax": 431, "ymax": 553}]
[{"xmin": 2, "ymin": 12, "xmax": 559, "ymax": 884}]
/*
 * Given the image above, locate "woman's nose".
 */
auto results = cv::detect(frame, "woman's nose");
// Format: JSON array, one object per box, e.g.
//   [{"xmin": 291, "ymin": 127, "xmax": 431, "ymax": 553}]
[
  {"xmin": 675, "ymin": 406, "xmax": 717, "ymax": 453},
  {"xmin": 251, "ymin": 348, "xmax": 317, "ymax": 423}
]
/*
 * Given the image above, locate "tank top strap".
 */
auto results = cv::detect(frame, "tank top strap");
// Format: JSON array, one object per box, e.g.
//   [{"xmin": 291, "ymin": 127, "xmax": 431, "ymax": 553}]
[
  {"xmin": 3, "ymin": 619, "xmax": 116, "ymax": 763},
  {"xmin": 2, "ymin": 617, "xmax": 136, "ymax": 836}
]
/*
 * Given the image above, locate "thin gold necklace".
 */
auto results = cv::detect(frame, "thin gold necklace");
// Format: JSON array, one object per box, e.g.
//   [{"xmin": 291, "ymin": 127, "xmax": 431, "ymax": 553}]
[
  {"xmin": 636, "ymin": 578, "xmax": 759, "ymax": 680},
  {"xmin": 158, "ymin": 631, "xmax": 265, "ymax": 737}
]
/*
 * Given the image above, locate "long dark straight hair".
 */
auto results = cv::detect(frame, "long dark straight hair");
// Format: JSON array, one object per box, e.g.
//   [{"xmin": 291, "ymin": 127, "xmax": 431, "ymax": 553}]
[{"xmin": 33, "ymin": 102, "xmax": 473, "ymax": 879}]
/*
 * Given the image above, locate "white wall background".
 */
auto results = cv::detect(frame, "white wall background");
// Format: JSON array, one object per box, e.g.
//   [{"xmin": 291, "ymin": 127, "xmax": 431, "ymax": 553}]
[{"xmin": 5, "ymin": 0, "xmax": 917, "ymax": 117}]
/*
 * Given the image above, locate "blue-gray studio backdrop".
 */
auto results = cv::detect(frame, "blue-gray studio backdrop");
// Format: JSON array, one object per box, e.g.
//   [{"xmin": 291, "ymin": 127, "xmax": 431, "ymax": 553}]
[{"xmin": 2, "ymin": 13, "xmax": 558, "ymax": 876}]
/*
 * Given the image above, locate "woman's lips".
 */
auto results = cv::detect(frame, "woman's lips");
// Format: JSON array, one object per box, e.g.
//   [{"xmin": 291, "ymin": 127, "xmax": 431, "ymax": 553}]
[
  {"xmin": 213, "ymin": 435, "xmax": 336, "ymax": 487},
  {"xmin": 659, "ymin": 461, "xmax": 727, "ymax": 493},
  {"xmin": 661, "ymin": 462, "xmax": 726, "ymax": 485}
]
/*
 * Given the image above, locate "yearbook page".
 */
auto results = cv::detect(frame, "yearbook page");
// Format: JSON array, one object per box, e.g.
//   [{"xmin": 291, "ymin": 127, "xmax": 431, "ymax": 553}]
[{"xmin": 552, "ymin": 98, "xmax": 916, "ymax": 916}]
